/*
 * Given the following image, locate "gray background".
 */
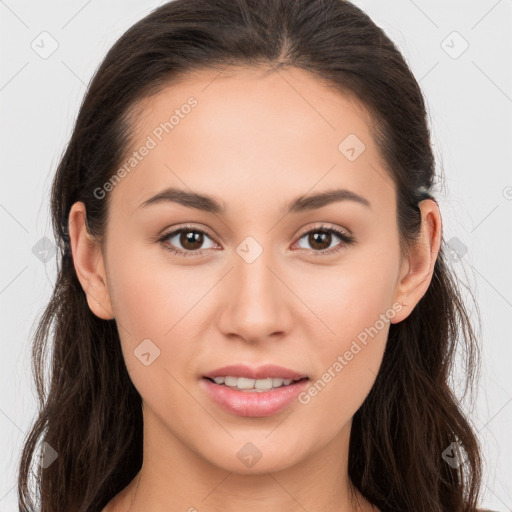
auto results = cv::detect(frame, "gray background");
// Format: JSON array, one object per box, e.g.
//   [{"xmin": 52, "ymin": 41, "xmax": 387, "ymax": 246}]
[{"xmin": 1, "ymin": 0, "xmax": 511, "ymax": 510}]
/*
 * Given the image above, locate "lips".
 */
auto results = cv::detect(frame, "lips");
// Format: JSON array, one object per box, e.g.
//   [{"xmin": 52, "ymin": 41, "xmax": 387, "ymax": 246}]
[
  {"xmin": 201, "ymin": 376, "xmax": 310, "ymax": 417},
  {"xmin": 203, "ymin": 363, "xmax": 308, "ymax": 381}
]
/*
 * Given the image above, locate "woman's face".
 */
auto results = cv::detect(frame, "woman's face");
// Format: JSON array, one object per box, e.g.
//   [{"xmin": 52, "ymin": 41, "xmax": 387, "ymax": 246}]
[{"xmin": 71, "ymin": 66, "xmax": 438, "ymax": 476}]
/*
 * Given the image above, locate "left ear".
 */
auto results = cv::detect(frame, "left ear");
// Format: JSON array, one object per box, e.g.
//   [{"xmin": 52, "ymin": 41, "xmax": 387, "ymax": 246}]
[{"xmin": 391, "ymin": 199, "xmax": 442, "ymax": 324}]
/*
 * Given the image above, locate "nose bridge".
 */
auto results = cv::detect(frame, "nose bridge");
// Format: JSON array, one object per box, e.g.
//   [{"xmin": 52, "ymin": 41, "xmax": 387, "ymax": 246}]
[{"xmin": 219, "ymin": 240, "xmax": 292, "ymax": 341}]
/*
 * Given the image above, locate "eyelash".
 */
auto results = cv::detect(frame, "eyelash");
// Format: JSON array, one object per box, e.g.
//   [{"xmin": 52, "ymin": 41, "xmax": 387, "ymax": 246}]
[{"xmin": 157, "ymin": 224, "xmax": 355, "ymax": 258}]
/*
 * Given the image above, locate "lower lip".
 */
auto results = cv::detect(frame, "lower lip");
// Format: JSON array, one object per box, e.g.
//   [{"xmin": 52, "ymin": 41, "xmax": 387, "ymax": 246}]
[{"xmin": 200, "ymin": 377, "xmax": 309, "ymax": 417}]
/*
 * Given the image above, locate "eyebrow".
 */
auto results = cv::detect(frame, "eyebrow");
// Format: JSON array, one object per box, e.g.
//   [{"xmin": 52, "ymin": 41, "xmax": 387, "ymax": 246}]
[{"xmin": 139, "ymin": 186, "xmax": 371, "ymax": 214}]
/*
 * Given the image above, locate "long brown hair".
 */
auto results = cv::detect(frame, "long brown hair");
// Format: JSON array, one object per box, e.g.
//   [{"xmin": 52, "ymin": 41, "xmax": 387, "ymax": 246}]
[{"xmin": 18, "ymin": 1, "xmax": 483, "ymax": 511}]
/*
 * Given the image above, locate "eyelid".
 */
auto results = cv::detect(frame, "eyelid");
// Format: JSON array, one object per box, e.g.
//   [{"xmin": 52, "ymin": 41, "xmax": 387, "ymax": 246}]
[
  {"xmin": 295, "ymin": 223, "xmax": 352, "ymax": 240},
  {"xmin": 159, "ymin": 223, "xmax": 216, "ymax": 240}
]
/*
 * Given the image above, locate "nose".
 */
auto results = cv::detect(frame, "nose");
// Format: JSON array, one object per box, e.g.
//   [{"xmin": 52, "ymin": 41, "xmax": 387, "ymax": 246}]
[{"xmin": 216, "ymin": 248, "xmax": 295, "ymax": 344}]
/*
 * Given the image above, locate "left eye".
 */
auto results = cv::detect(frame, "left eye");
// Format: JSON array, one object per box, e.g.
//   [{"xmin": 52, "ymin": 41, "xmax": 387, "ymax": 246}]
[{"xmin": 294, "ymin": 226, "xmax": 353, "ymax": 254}]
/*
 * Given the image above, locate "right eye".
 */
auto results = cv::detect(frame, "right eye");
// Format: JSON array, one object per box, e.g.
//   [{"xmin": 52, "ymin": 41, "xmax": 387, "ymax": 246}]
[{"xmin": 158, "ymin": 225, "xmax": 218, "ymax": 257}]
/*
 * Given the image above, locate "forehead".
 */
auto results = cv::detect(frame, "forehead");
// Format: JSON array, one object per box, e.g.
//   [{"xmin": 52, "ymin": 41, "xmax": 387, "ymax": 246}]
[{"xmin": 109, "ymin": 66, "xmax": 394, "ymax": 218}]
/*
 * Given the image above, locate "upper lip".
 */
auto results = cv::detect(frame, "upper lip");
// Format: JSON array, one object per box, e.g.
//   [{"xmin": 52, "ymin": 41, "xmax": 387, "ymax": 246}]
[{"xmin": 203, "ymin": 364, "xmax": 308, "ymax": 381}]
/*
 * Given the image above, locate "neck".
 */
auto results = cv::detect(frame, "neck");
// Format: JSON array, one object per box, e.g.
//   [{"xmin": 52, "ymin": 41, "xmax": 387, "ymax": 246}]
[{"xmin": 117, "ymin": 407, "xmax": 376, "ymax": 512}]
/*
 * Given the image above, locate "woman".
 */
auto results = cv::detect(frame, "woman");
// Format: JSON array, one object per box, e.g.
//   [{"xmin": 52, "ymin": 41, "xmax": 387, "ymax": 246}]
[{"xmin": 18, "ymin": 1, "xmax": 492, "ymax": 511}]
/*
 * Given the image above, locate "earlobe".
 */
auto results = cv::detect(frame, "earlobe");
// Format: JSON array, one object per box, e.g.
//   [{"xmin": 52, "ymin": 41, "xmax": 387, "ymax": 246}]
[
  {"xmin": 67, "ymin": 201, "xmax": 115, "ymax": 320},
  {"xmin": 391, "ymin": 199, "xmax": 442, "ymax": 324}
]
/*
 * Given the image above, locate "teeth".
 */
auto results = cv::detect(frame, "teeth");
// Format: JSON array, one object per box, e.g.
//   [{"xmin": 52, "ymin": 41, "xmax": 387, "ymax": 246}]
[{"xmin": 211, "ymin": 376, "xmax": 297, "ymax": 391}]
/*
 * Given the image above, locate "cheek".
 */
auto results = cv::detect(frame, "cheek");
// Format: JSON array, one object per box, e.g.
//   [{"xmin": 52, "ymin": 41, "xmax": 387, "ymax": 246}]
[
  {"xmin": 295, "ymin": 250, "xmax": 398, "ymax": 421},
  {"xmin": 296, "ymin": 293, "xmax": 391, "ymax": 439},
  {"xmin": 107, "ymin": 242, "xmax": 207, "ymax": 339},
  {"xmin": 108, "ymin": 266, "xmax": 201, "ymax": 426},
  {"xmin": 104, "ymin": 249, "xmax": 195, "ymax": 388},
  {"xmin": 298, "ymin": 247, "xmax": 398, "ymax": 349}
]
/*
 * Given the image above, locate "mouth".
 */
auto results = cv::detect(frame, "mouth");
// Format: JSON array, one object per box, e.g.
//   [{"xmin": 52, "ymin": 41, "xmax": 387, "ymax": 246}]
[
  {"xmin": 201, "ymin": 375, "xmax": 310, "ymax": 417},
  {"xmin": 202, "ymin": 375, "xmax": 309, "ymax": 392}
]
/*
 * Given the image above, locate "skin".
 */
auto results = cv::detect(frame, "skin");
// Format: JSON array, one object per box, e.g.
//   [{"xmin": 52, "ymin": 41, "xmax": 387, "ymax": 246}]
[{"xmin": 68, "ymin": 66, "xmax": 441, "ymax": 512}]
